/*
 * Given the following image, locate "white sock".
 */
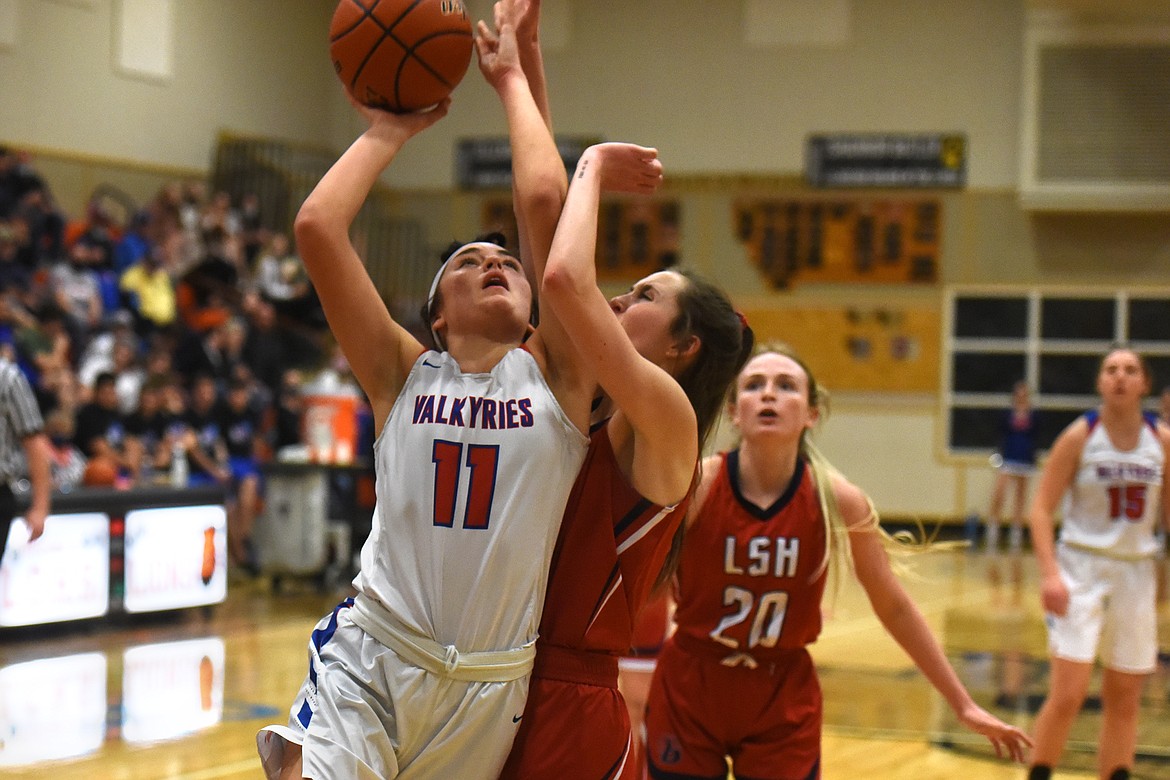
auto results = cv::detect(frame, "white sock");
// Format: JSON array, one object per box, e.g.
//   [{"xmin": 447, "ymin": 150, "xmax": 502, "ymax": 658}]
[
  {"xmin": 985, "ymin": 520, "xmax": 1000, "ymax": 550},
  {"xmin": 1008, "ymin": 525, "xmax": 1023, "ymax": 551}
]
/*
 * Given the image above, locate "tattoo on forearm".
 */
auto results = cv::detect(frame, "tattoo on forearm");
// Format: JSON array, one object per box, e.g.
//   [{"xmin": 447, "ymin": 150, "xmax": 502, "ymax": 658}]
[{"xmin": 577, "ymin": 160, "xmax": 589, "ymax": 179}]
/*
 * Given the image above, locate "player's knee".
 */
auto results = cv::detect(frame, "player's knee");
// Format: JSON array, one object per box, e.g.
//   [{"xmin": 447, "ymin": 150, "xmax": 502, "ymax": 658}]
[
  {"xmin": 1045, "ymin": 686, "xmax": 1087, "ymax": 716},
  {"xmin": 278, "ymin": 742, "xmax": 303, "ymax": 780}
]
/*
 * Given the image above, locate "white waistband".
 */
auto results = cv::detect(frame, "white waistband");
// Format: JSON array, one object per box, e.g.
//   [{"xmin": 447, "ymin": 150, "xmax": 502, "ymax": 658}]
[
  {"xmin": 348, "ymin": 593, "xmax": 535, "ymax": 683},
  {"xmin": 1060, "ymin": 540, "xmax": 1155, "ymax": 562}
]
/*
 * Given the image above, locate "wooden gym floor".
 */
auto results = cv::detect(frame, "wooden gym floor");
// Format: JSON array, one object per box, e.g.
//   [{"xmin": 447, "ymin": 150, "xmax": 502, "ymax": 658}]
[{"xmin": 2, "ymin": 548, "xmax": 1168, "ymax": 779}]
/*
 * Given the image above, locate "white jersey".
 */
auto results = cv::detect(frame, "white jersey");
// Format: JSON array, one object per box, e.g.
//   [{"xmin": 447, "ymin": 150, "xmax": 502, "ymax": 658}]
[
  {"xmin": 1060, "ymin": 411, "xmax": 1164, "ymax": 558},
  {"xmin": 354, "ymin": 348, "xmax": 588, "ymax": 654}
]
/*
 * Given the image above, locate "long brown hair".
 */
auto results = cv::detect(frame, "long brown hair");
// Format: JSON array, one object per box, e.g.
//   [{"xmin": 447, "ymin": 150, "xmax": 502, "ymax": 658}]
[
  {"xmin": 668, "ymin": 268, "xmax": 755, "ymax": 449},
  {"xmin": 653, "ymin": 268, "xmax": 754, "ymax": 590}
]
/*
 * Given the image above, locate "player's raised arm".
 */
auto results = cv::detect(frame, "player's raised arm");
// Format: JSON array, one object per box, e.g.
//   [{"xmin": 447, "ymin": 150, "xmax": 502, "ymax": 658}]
[
  {"xmin": 500, "ymin": 0, "xmax": 558, "ymax": 292},
  {"xmin": 293, "ymin": 99, "xmax": 449, "ymax": 428},
  {"xmin": 476, "ymin": 1, "xmax": 589, "ymax": 416},
  {"xmin": 477, "ymin": 0, "xmax": 559, "ymax": 282},
  {"xmin": 543, "ymin": 143, "xmax": 695, "ymax": 505},
  {"xmin": 511, "ymin": 0, "xmax": 552, "ymax": 130}
]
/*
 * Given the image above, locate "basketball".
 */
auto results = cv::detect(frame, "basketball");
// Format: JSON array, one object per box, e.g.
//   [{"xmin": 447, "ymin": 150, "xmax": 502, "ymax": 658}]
[
  {"xmin": 329, "ymin": 0, "xmax": 474, "ymax": 113},
  {"xmin": 83, "ymin": 457, "xmax": 119, "ymax": 488}
]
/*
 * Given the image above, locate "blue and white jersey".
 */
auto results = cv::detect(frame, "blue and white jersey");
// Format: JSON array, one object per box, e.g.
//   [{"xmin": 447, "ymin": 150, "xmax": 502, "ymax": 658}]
[
  {"xmin": 354, "ymin": 348, "xmax": 588, "ymax": 654},
  {"xmin": 1061, "ymin": 411, "xmax": 1164, "ymax": 558}
]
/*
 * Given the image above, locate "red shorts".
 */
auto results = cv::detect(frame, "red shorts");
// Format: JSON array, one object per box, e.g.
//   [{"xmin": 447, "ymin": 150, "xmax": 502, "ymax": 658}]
[
  {"xmin": 644, "ymin": 637, "xmax": 821, "ymax": 780},
  {"xmin": 500, "ymin": 646, "xmax": 637, "ymax": 780}
]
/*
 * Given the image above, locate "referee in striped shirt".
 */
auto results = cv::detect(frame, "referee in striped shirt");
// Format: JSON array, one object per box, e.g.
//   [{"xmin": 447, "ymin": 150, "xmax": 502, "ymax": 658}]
[{"xmin": 1, "ymin": 354, "xmax": 52, "ymax": 566}]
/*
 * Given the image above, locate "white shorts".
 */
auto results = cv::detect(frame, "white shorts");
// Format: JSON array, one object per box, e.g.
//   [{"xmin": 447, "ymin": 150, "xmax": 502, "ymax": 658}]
[
  {"xmin": 257, "ymin": 599, "xmax": 530, "ymax": 780},
  {"xmin": 1045, "ymin": 545, "xmax": 1158, "ymax": 674},
  {"xmin": 997, "ymin": 459, "xmax": 1036, "ymax": 477}
]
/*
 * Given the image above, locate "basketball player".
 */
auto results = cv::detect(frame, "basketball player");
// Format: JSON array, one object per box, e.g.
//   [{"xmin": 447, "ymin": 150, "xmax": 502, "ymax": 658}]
[
  {"xmin": 985, "ymin": 380, "xmax": 1039, "ymax": 552},
  {"xmin": 1027, "ymin": 347, "xmax": 1170, "ymax": 780},
  {"xmin": 476, "ymin": 4, "xmax": 752, "ymax": 777},
  {"xmin": 256, "ymin": 74, "xmax": 661, "ymax": 777},
  {"xmin": 643, "ymin": 346, "xmax": 1032, "ymax": 779},
  {"xmin": 499, "ymin": 170, "xmax": 753, "ymax": 776}
]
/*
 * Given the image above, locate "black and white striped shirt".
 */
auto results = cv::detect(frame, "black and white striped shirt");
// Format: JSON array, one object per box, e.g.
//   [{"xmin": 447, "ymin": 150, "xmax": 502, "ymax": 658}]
[{"xmin": 0, "ymin": 358, "xmax": 44, "ymax": 483}]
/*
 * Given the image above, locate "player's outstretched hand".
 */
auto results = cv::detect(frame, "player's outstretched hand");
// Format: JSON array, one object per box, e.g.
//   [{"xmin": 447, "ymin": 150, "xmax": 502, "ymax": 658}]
[
  {"xmin": 957, "ymin": 703, "xmax": 1032, "ymax": 763},
  {"xmin": 499, "ymin": 0, "xmax": 541, "ymax": 45},
  {"xmin": 475, "ymin": 5, "xmax": 521, "ymax": 88},
  {"xmin": 582, "ymin": 143, "xmax": 663, "ymax": 196},
  {"xmin": 350, "ymin": 94, "xmax": 451, "ymax": 143}
]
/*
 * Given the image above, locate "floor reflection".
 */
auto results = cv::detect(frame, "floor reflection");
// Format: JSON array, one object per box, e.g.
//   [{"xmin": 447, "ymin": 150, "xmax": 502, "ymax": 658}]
[
  {"xmin": 0, "ymin": 637, "xmax": 227, "ymax": 767},
  {"xmin": 820, "ymin": 549, "xmax": 1170, "ymax": 779},
  {"xmin": 121, "ymin": 637, "xmax": 225, "ymax": 744},
  {"xmin": 0, "ymin": 652, "xmax": 107, "ymax": 766},
  {"xmin": 0, "ymin": 550, "xmax": 1167, "ymax": 778}
]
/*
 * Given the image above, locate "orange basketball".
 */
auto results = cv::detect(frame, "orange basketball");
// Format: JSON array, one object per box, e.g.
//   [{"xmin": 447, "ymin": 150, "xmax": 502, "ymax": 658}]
[
  {"xmin": 83, "ymin": 457, "xmax": 119, "ymax": 488},
  {"xmin": 330, "ymin": 0, "xmax": 474, "ymax": 113}
]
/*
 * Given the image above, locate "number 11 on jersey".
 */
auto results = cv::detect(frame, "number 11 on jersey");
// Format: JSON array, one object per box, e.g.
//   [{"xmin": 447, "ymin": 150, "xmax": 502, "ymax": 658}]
[{"xmin": 432, "ymin": 439, "xmax": 501, "ymax": 530}]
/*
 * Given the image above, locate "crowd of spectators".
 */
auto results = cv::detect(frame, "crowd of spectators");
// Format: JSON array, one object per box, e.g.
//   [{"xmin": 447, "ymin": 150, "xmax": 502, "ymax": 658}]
[{"xmin": 0, "ymin": 145, "xmax": 332, "ymax": 573}]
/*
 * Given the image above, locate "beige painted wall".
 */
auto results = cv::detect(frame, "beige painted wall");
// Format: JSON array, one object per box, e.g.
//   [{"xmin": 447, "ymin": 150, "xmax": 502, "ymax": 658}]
[
  {"xmin": 2, "ymin": 0, "xmax": 1027, "ymax": 188},
  {"xmin": 343, "ymin": 0, "xmax": 1028, "ymax": 189},
  {"xmin": 0, "ymin": 0, "xmax": 338, "ymax": 171}
]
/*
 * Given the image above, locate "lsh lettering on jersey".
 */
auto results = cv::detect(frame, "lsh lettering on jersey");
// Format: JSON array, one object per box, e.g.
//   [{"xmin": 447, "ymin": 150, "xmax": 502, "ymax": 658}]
[
  {"xmin": 724, "ymin": 536, "xmax": 800, "ymax": 578},
  {"xmin": 412, "ymin": 394, "xmax": 535, "ymax": 430}
]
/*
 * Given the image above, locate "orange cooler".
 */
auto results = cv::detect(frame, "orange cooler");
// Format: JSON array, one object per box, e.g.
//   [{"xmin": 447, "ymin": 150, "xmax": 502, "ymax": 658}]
[{"xmin": 301, "ymin": 376, "xmax": 361, "ymax": 465}]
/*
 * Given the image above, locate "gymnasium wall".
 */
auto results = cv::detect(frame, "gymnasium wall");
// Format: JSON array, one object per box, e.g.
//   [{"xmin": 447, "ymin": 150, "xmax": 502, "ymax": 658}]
[
  {"xmin": 0, "ymin": 1, "xmax": 1027, "ymax": 186},
  {"xmin": 0, "ymin": 0, "xmax": 340, "ymax": 174},
  {"xmin": 3, "ymin": 0, "xmax": 1169, "ymax": 520},
  {"xmin": 342, "ymin": 0, "xmax": 1029, "ymax": 189}
]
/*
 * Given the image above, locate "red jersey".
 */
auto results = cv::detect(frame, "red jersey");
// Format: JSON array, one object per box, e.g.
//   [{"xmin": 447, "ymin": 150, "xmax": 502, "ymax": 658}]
[
  {"xmin": 628, "ymin": 588, "xmax": 672, "ymax": 656},
  {"xmin": 501, "ymin": 422, "xmax": 690, "ymax": 780},
  {"xmin": 537, "ymin": 422, "xmax": 688, "ymax": 660},
  {"xmin": 673, "ymin": 451, "xmax": 826, "ymax": 663}
]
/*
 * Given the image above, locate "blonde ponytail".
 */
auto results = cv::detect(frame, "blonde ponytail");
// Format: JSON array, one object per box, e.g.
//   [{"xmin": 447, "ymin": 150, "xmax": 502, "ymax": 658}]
[{"xmin": 802, "ymin": 435, "xmax": 927, "ymax": 602}]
